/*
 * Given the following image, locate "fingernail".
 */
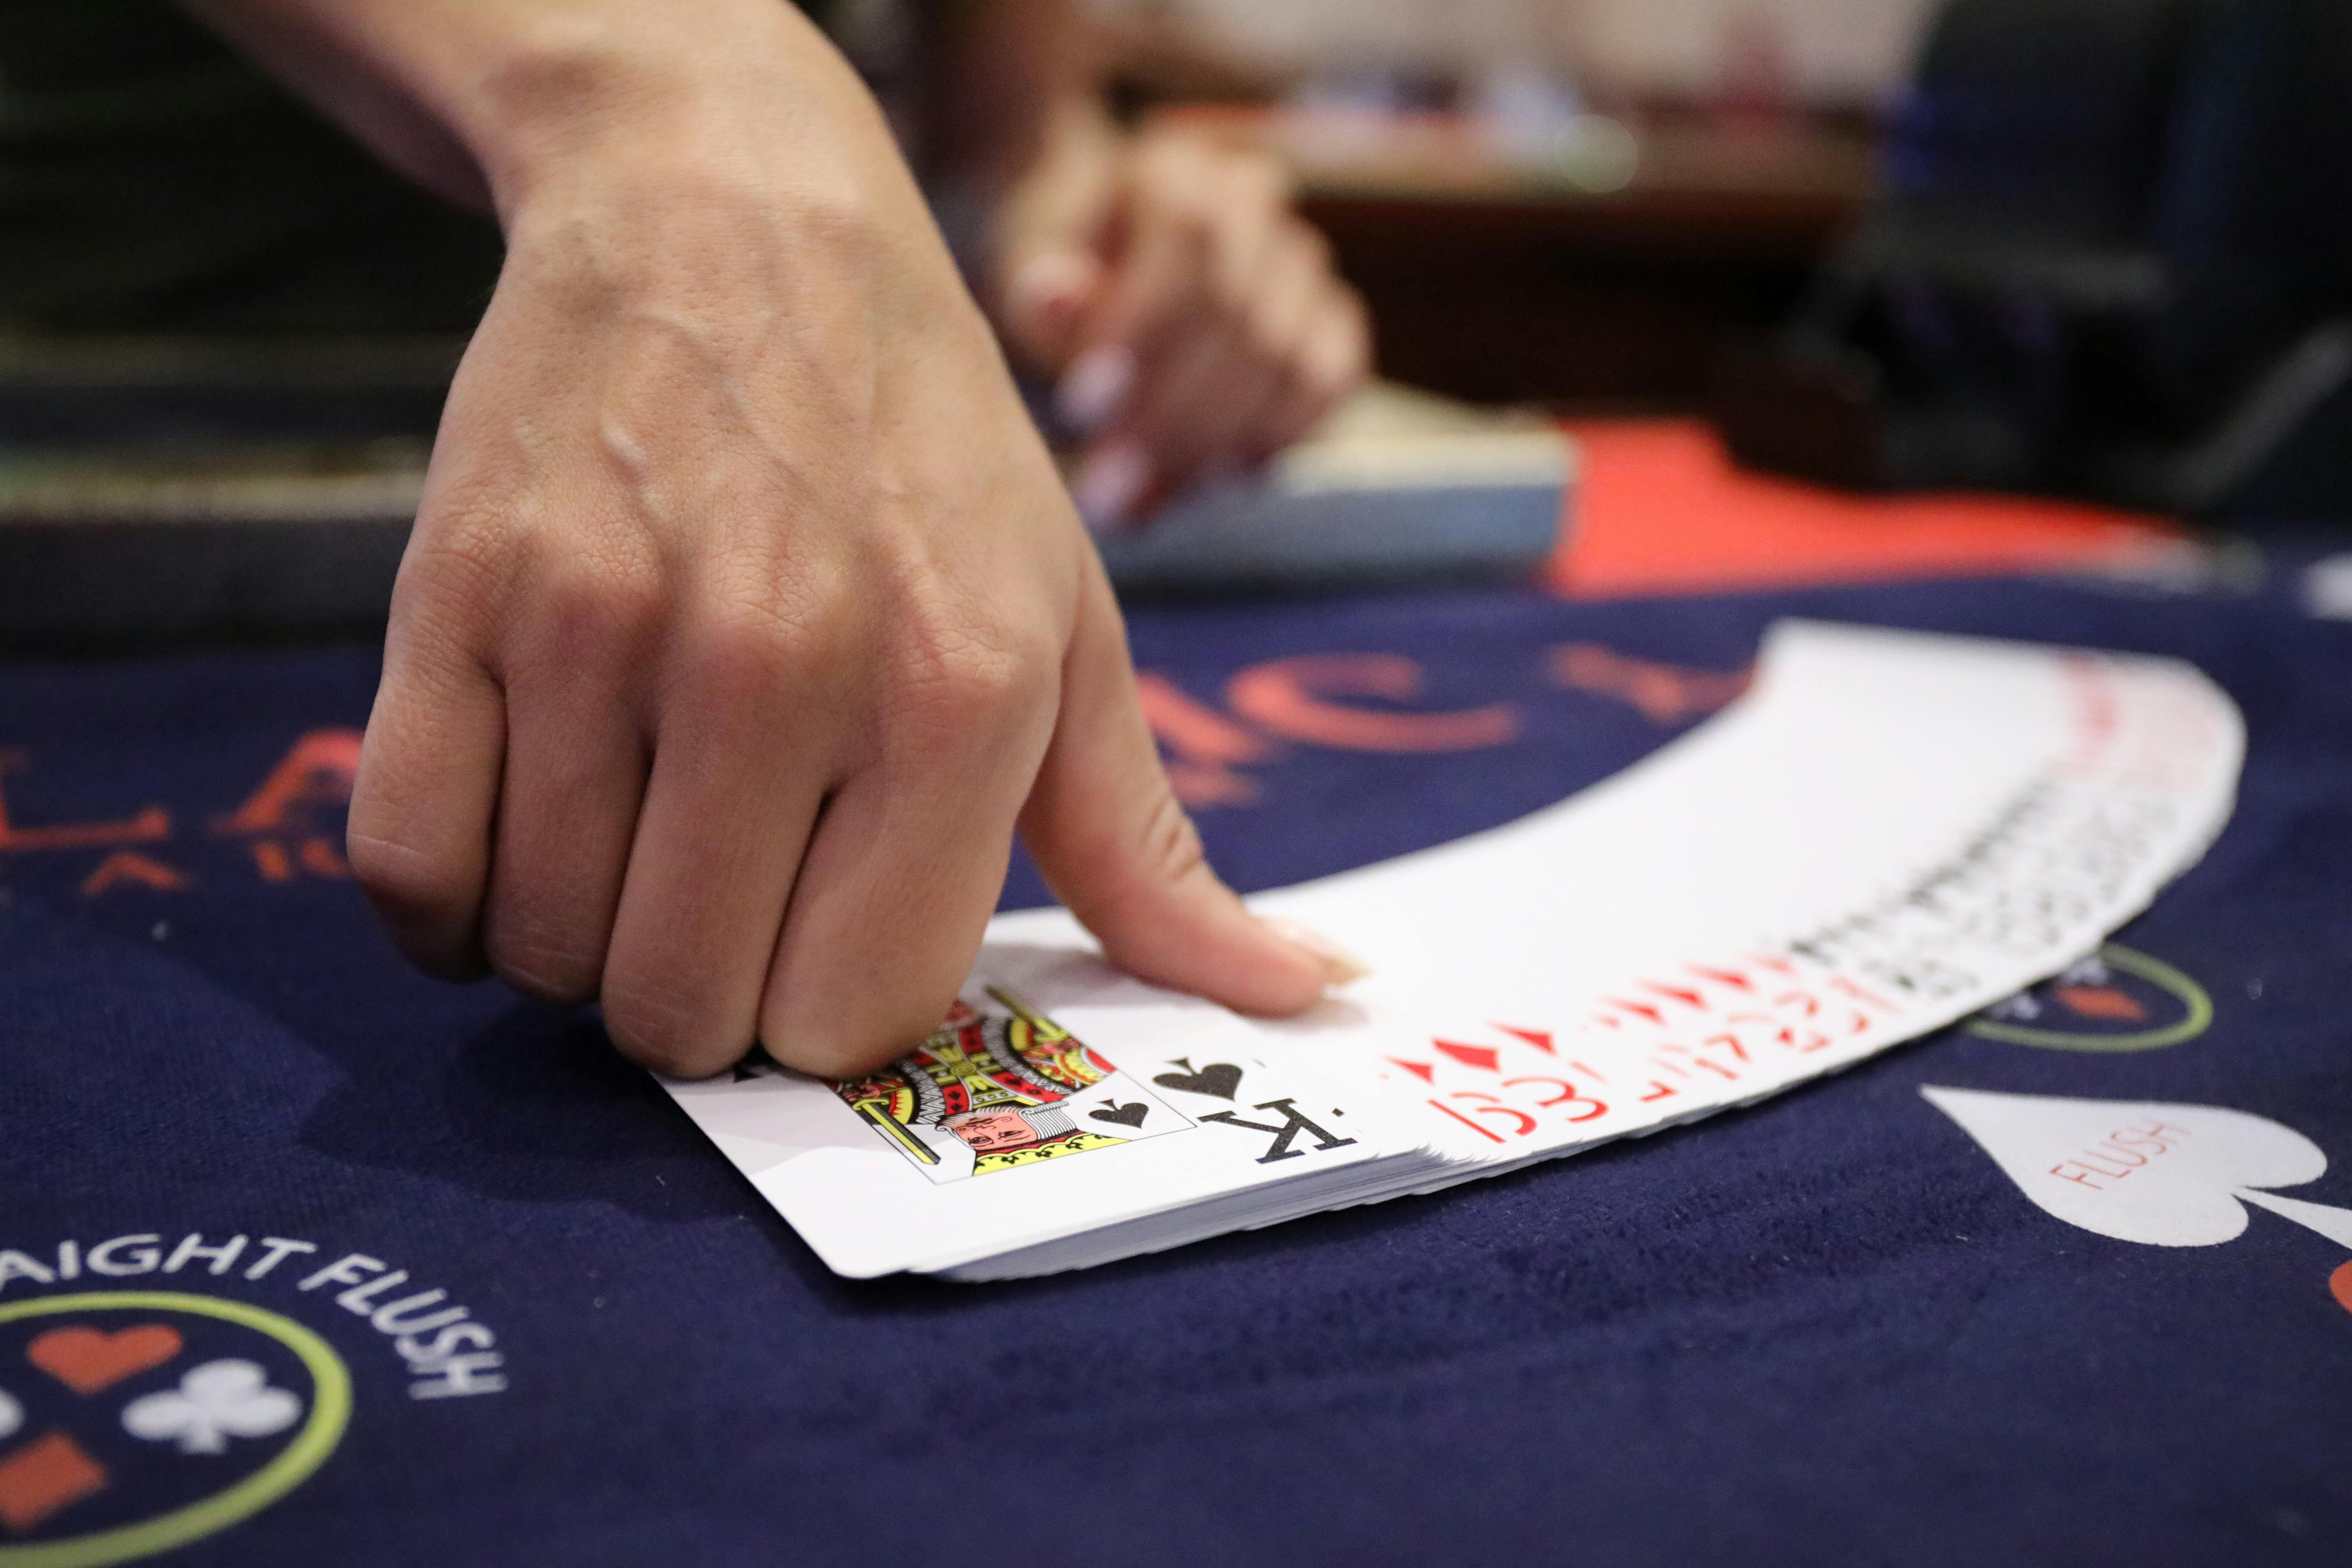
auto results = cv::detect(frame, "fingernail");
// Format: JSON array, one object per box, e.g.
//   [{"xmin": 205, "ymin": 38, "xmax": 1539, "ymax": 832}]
[
  {"xmin": 1260, "ymin": 916, "xmax": 1372, "ymax": 987},
  {"xmin": 1009, "ymin": 249, "xmax": 1096, "ymax": 327},
  {"xmin": 1071, "ymin": 437, "xmax": 1152, "ymax": 531},
  {"xmin": 1056, "ymin": 343, "xmax": 1136, "ymax": 436}
]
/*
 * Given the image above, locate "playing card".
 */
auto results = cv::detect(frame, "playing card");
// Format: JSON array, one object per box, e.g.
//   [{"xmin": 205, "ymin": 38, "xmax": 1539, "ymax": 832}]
[
  {"xmin": 1225, "ymin": 621, "xmax": 2241, "ymax": 1174},
  {"xmin": 823, "ymin": 988, "xmax": 1196, "ymax": 1186},
  {"xmin": 662, "ymin": 620, "xmax": 2244, "ymax": 1278},
  {"xmin": 661, "ymin": 966, "xmax": 1428, "ymax": 1279}
]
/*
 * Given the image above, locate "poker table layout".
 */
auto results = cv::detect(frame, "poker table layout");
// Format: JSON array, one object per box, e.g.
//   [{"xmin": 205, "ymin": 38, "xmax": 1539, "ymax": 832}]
[{"xmin": 2, "ymin": 426, "xmax": 2349, "ymax": 1567}]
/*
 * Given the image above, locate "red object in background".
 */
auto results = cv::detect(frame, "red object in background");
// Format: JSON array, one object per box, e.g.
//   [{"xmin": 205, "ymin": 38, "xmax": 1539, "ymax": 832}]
[
  {"xmin": 2053, "ymin": 986, "xmax": 2151, "ymax": 1022},
  {"xmin": 1547, "ymin": 420, "xmax": 2193, "ymax": 600}
]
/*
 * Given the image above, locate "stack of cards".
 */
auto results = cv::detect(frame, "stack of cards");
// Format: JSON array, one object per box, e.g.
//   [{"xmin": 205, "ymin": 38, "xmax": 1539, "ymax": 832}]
[{"xmin": 663, "ymin": 622, "xmax": 2245, "ymax": 1280}]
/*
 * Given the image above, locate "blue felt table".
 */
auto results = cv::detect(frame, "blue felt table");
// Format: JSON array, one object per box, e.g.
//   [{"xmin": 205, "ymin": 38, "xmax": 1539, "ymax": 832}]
[{"xmin": 0, "ymin": 561, "xmax": 2347, "ymax": 1565}]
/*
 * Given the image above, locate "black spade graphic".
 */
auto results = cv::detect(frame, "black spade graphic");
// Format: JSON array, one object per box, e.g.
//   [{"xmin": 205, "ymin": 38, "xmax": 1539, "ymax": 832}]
[{"xmin": 1153, "ymin": 1059, "xmax": 1242, "ymax": 1100}]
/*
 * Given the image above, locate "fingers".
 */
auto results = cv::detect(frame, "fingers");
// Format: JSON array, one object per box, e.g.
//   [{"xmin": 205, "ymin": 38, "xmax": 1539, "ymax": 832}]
[
  {"xmin": 593, "ymin": 620, "xmax": 833, "ymax": 1078},
  {"xmin": 1066, "ymin": 135, "xmax": 1369, "ymax": 519},
  {"xmin": 476, "ymin": 582, "xmax": 653, "ymax": 1003},
  {"xmin": 1112, "ymin": 222, "xmax": 1348, "ymax": 488},
  {"xmin": 1242, "ymin": 233, "xmax": 1372, "ymax": 462},
  {"xmin": 1180, "ymin": 223, "xmax": 1329, "ymax": 465},
  {"xmin": 1019, "ymin": 558, "xmax": 1362, "ymax": 1015},
  {"xmin": 1116, "ymin": 313, "xmax": 1265, "ymax": 495},
  {"xmin": 758, "ymin": 633, "xmax": 1059, "ymax": 1078},
  {"xmin": 990, "ymin": 105, "xmax": 1124, "ymax": 379},
  {"xmin": 346, "ymin": 551, "xmax": 508, "ymax": 980},
  {"xmin": 1083, "ymin": 136, "xmax": 1289, "ymax": 364},
  {"xmin": 1064, "ymin": 152, "xmax": 1270, "ymax": 518},
  {"xmin": 1261, "ymin": 272, "xmax": 1372, "ymax": 458}
]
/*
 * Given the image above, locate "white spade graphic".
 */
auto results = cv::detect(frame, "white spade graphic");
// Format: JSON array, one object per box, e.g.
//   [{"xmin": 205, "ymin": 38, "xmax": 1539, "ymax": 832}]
[{"xmin": 1921, "ymin": 1086, "xmax": 2352, "ymax": 1248}]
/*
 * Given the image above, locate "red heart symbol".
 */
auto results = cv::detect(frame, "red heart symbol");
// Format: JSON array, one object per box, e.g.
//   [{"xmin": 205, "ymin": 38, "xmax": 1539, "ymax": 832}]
[{"xmin": 28, "ymin": 1325, "xmax": 183, "ymax": 1394}]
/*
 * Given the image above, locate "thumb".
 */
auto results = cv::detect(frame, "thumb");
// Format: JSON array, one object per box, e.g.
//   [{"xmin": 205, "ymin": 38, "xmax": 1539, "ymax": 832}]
[{"xmin": 1020, "ymin": 559, "xmax": 1367, "ymax": 1014}]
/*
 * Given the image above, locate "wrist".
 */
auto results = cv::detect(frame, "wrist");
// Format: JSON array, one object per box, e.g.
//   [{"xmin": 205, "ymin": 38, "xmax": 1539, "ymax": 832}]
[
  {"xmin": 199, "ymin": 0, "xmax": 897, "ymax": 229},
  {"xmin": 191, "ymin": 0, "xmax": 907, "ymax": 230},
  {"xmin": 464, "ymin": 9, "xmax": 969, "ymax": 322},
  {"xmin": 451, "ymin": 5, "xmax": 880, "ymax": 217}
]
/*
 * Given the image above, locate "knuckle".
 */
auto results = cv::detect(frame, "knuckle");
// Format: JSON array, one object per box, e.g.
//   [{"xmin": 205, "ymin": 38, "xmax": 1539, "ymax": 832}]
[
  {"xmin": 520, "ymin": 559, "xmax": 667, "ymax": 677},
  {"xmin": 390, "ymin": 544, "xmax": 509, "ymax": 657},
  {"xmin": 567, "ymin": 551, "xmax": 668, "ymax": 638},
  {"xmin": 601, "ymin": 985, "xmax": 749, "ymax": 1079},
  {"xmin": 888, "ymin": 616, "xmax": 1055, "ymax": 740},
  {"xmin": 761, "ymin": 1030, "xmax": 895, "ymax": 1082},
  {"xmin": 482, "ymin": 909, "xmax": 604, "ymax": 1004},
  {"xmin": 401, "ymin": 485, "xmax": 529, "ymax": 613},
  {"xmin": 1133, "ymin": 788, "xmax": 1209, "ymax": 891},
  {"xmin": 764, "ymin": 992, "xmax": 955, "ymax": 1081},
  {"xmin": 681, "ymin": 596, "xmax": 831, "ymax": 702},
  {"xmin": 932, "ymin": 639, "xmax": 1031, "ymax": 710},
  {"xmin": 487, "ymin": 940, "xmax": 601, "ymax": 1006},
  {"xmin": 346, "ymin": 828, "xmax": 471, "ymax": 928}
]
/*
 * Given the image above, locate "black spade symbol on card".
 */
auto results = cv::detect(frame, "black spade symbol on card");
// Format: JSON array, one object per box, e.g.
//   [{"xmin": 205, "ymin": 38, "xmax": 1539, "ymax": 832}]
[
  {"xmin": 1090, "ymin": 1101, "xmax": 1150, "ymax": 1129},
  {"xmin": 1153, "ymin": 1059, "xmax": 1242, "ymax": 1100}
]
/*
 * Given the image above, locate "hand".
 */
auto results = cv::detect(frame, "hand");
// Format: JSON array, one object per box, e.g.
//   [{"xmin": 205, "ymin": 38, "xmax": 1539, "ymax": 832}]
[
  {"xmin": 270, "ymin": 0, "xmax": 1362, "ymax": 1076},
  {"xmin": 992, "ymin": 112, "xmax": 1372, "ymax": 525}
]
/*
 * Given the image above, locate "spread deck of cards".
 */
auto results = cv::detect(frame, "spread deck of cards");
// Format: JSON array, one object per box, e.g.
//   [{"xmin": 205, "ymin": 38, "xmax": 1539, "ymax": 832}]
[{"xmin": 663, "ymin": 621, "xmax": 2244, "ymax": 1280}]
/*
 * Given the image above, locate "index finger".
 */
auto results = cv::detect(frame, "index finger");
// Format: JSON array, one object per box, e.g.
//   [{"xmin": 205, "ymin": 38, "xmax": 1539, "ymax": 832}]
[{"xmin": 345, "ymin": 577, "xmax": 505, "ymax": 980}]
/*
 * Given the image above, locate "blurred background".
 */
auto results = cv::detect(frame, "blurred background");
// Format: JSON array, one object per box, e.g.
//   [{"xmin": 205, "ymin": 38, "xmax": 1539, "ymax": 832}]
[
  {"xmin": 1080, "ymin": 0, "xmax": 1922, "ymax": 408},
  {"xmin": 1074, "ymin": 0, "xmax": 2352, "ymax": 520},
  {"xmin": 6, "ymin": 0, "xmax": 2350, "ymax": 640}
]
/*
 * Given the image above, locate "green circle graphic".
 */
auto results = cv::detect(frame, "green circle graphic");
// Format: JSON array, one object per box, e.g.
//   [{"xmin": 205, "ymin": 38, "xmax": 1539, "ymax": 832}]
[
  {"xmin": 1964, "ymin": 944, "xmax": 2213, "ymax": 1052},
  {"xmin": 0, "ymin": 1291, "xmax": 351, "ymax": 1568}
]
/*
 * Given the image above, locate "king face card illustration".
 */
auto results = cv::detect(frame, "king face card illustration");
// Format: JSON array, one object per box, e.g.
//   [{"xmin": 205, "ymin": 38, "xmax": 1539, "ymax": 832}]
[{"xmin": 830, "ymin": 988, "xmax": 1194, "ymax": 1184}]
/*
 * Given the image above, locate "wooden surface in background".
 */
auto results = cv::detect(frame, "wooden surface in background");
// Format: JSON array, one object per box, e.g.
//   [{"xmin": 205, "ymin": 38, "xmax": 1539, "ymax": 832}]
[{"xmin": 1158, "ymin": 107, "xmax": 1878, "ymax": 407}]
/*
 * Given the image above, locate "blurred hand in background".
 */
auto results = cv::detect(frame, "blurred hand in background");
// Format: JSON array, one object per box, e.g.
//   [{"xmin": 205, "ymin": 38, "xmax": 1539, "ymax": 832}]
[{"xmin": 922, "ymin": 0, "xmax": 1371, "ymax": 526}]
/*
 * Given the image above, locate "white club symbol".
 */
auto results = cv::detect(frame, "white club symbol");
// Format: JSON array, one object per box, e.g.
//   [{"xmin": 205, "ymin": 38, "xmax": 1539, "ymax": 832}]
[{"xmin": 122, "ymin": 1360, "xmax": 302, "ymax": 1454}]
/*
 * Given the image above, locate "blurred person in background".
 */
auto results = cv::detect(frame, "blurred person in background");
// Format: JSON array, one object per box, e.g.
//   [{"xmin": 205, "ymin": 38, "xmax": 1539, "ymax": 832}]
[{"xmin": 0, "ymin": 0, "xmax": 1374, "ymax": 1075}]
